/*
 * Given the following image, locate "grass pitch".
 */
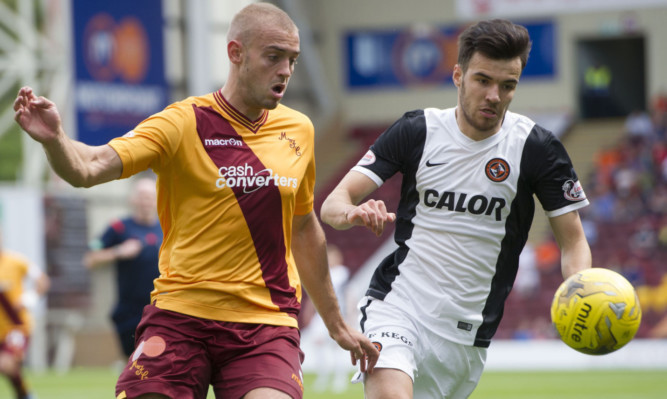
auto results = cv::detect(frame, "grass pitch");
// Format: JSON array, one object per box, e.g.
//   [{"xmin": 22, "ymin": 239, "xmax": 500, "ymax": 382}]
[
  {"xmin": 471, "ymin": 369, "xmax": 666, "ymax": 399},
  {"xmin": 1, "ymin": 368, "xmax": 664, "ymax": 398}
]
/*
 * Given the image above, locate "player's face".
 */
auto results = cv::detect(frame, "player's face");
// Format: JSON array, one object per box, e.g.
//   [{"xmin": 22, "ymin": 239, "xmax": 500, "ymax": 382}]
[
  {"xmin": 131, "ymin": 180, "xmax": 157, "ymax": 223},
  {"xmin": 453, "ymin": 52, "xmax": 522, "ymax": 140},
  {"xmin": 238, "ymin": 27, "xmax": 300, "ymax": 118}
]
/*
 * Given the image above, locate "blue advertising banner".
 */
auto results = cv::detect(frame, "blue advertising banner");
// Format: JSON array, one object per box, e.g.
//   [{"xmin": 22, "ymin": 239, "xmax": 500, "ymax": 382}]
[
  {"xmin": 346, "ymin": 21, "xmax": 555, "ymax": 89},
  {"xmin": 72, "ymin": 0, "xmax": 168, "ymax": 145}
]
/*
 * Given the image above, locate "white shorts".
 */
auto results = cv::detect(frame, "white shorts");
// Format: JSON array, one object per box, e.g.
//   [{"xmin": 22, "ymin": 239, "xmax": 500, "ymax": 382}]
[{"xmin": 353, "ymin": 297, "xmax": 487, "ymax": 399}]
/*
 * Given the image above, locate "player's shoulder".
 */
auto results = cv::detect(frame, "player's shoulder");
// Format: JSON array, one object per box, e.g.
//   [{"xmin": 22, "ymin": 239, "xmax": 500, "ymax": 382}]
[
  {"xmin": 505, "ymin": 111, "xmax": 558, "ymax": 143},
  {"xmin": 162, "ymin": 92, "xmax": 218, "ymax": 117},
  {"xmin": 110, "ymin": 218, "xmax": 128, "ymax": 234},
  {"xmin": 275, "ymin": 103, "xmax": 313, "ymax": 122},
  {"xmin": 166, "ymin": 95, "xmax": 201, "ymax": 110},
  {"xmin": 505, "ymin": 110, "xmax": 536, "ymax": 132},
  {"xmin": 379, "ymin": 109, "xmax": 428, "ymax": 142},
  {"xmin": 272, "ymin": 104, "xmax": 315, "ymax": 133},
  {"xmin": 384, "ymin": 109, "xmax": 427, "ymax": 132},
  {"xmin": 400, "ymin": 109, "xmax": 426, "ymax": 122}
]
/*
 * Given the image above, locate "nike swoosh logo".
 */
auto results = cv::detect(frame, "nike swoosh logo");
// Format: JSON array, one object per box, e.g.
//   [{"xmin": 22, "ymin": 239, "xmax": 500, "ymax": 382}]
[{"xmin": 425, "ymin": 160, "xmax": 448, "ymax": 167}]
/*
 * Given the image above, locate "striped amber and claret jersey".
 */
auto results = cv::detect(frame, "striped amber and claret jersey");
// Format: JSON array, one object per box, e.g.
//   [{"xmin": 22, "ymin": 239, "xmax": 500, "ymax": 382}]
[
  {"xmin": 109, "ymin": 90, "xmax": 316, "ymax": 328},
  {"xmin": 0, "ymin": 251, "xmax": 31, "ymax": 338}
]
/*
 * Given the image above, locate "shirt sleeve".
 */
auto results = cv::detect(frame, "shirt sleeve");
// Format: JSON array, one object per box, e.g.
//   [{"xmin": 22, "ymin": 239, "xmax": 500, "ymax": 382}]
[
  {"xmin": 99, "ymin": 219, "xmax": 126, "ymax": 249},
  {"xmin": 351, "ymin": 110, "xmax": 426, "ymax": 185},
  {"xmin": 522, "ymin": 125, "xmax": 589, "ymax": 217},
  {"xmin": 109, "ymin": 102, "xmax": 191, "ymax": 179}
]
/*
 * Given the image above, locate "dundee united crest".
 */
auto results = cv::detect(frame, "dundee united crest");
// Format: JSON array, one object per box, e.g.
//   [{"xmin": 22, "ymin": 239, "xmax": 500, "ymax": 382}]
[{"xmin": 485, "ymin": 158, "xmax": 510, "ymax": 182}]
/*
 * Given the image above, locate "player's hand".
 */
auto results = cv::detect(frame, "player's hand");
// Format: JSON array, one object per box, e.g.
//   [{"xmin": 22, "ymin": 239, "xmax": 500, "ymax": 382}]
[
  {"xmin": 13, "ymin": 86, "xmax": 63, "ymax": 144},
  {"xmin": 330, "ymin": 323, "xmax": 379, "ymax": 374},
  {"xmin": 115, "ymin": 239, "xmax": 143, "ymax": 260},
  {"xmin": 345, "ymin": 199, "xmax": 396, "ymax": 236}
]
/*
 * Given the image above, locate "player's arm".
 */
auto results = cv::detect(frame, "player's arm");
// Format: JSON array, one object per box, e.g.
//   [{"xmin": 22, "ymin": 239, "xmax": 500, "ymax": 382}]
[
  {"xmin": 14, "ymin": 86, "xmax": 122, "ymax": 187},
  {"xmin": 549, "ymin": 210, "xmax": 592, "ymax": 279},
  {"xmin": 320, "ymin": 170, "xmax": 396, "ymax": 236},
  {"xmin": 83, "ymin": 239, "xmax": 143, "ymax": 270},
  {"xmin": 291, "ymin": 211, "xmax": 379, "ymax": 372}
]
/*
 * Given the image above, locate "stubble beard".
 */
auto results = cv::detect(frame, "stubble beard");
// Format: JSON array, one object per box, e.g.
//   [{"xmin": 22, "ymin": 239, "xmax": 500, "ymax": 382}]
[{"xmin": 459, "ymin": 80, "xmax": 503, "ymax": 135}]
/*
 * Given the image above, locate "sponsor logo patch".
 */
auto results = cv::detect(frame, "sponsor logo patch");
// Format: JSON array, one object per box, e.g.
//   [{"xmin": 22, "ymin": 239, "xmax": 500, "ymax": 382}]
[
  {"xmin": 485, "ymin": 158, "xmax": 510, "ymax": 182},
  {"xmin": 423, "ymin": 190, "xmax": 506, "ymax": 221},
  {"xmin": 358, "ymin": 150, "xmax": 376, "ymax": 166},
  {"xmin": 215, "ymin": 163, "xmax": 298, "ymax": 193},
  {"xmin": 204, "ymin": 137, "xmax": 243, "ymax": 147},
  {"xmin": 368, "ymin": 331, "xmax": 414, "ymax": 346},
  {"xmin": 372, "ymin": 341, "xmax": 383, "ymax": 352},
  {"xmin": 128, "ymin": 335, "xmax": 166, "ymax": 381},
  {"xmin": 562, "ymin": 179, "xmax": 587, "ymax": 201}
]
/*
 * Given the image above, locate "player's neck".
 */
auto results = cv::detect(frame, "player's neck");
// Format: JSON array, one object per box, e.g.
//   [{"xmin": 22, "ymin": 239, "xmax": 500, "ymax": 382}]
[
  {"xmin": 454, "ymin": 107, "xmax": 502, "ymax": 141},
  {"xmin": 220, "ymin": 84, "xmax": 263, "ymax": 122}
]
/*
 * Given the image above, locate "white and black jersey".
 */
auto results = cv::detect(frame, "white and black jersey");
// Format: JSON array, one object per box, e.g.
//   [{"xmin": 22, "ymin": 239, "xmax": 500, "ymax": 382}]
[{"xmin": 352, "ymin": 107, "xmax": 588, "ymax": 348}]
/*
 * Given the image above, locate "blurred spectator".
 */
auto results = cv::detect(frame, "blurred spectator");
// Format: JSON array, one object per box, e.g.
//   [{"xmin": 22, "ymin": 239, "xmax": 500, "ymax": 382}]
[
  {"xmin": 648, "ymin": 184, "xmax": 667, "ymax": 215},
  {"xmin": 624, "ymin": 109, "xmax": 656, "ymax": 141},
  {"xmin": 612, "ymin": 150, "xmax": 642, "ymax": 199},
  {"xmin": 651, "ymin": 141, "xmax": 667, "ymax": 179},
  {"xmin": 83, "ymin": 176, "xmax": 161, "ymax": 358},
  {"xmin": 659, "ymin": 216, "xmax": 667, "ymax": 248},
  {"xmin": 613, "ymin": 192, "xmax": 646, "ymax": 223},
  {"xmin": 535, "ymin": 236, "xmax": 560, "ymax": 273},
  {"xmin": 594, "ymin": 144, "xmax": 622, "ymax": 189},
  {"xmin": 582, "ymin": 63, "xmax": 614, "ymax": 118},
  {"xmin": 587, "ymin": 184, "xmax": 617, "ymax": 222},
  {"xmin": 629, "ymin": 219, "xmax": 658, "ymax": 259},
  {"xmin": 651, "ymin": 90, "xmax": 667, "ymax": 139},
  {"xmin": 580, "ymin": 215, "xmax": 599, "ymax": 246}
]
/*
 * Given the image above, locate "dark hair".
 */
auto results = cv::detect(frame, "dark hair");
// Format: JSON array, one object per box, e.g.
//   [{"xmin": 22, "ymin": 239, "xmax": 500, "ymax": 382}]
[{"xmin": 457, "ymin": 19, "xmax": 532, "ymax": 71}]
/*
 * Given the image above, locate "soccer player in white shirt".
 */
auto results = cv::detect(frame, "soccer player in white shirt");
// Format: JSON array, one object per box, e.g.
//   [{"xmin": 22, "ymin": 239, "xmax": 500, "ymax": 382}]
[{"xmin": 321, "ymin": 19, "xmax": 592, "ymax": 399}]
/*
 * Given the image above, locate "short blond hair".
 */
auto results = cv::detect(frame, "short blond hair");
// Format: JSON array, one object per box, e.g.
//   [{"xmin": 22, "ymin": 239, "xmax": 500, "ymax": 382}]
[{"xmin": 227, "ymin": 3, "xmax": 298, "ymax": 45}]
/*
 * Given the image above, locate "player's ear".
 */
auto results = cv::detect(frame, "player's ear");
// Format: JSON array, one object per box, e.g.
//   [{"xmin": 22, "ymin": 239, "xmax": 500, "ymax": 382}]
[
  {"xmin": 228, "ymin": 40, "xmax": 243, "ymax": 65},
  {"xmin": 452, "ymin": 64, "xmax": 463, "ymax": 88}
]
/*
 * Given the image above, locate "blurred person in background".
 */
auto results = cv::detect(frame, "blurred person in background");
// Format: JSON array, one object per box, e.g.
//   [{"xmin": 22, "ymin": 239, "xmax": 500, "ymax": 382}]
[
  {"xmin": 83, "ymin": 176, "xmax": 162, "ymax": 359},
  {"xmin": 0, "ymin": 227, "xmax": 50, "ymax": 399},
  {"xmin": 14, "ymin": 3, "xmax": 377, "ymax": 398},
  {"xmin": 321, "ymin": 19, "xmax": 592, "ymax": 399}
]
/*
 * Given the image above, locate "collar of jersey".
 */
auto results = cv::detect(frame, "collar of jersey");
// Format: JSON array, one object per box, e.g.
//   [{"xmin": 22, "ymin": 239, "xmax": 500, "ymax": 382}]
[{"xmin": 213, "ymin": 90, "xmax": 268, "ymax": 134}]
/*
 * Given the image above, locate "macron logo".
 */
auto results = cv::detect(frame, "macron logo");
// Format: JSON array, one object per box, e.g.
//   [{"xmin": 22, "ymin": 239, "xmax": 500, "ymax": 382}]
[{"xmin": 204, "ymin": 138, "xmax": 243, "ymax": 147}]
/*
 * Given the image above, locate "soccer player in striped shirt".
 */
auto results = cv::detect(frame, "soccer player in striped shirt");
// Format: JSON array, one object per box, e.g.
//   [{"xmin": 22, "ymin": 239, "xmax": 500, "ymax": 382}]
[
  {"xmin": 14, "ymin": 3, "xmax": 377, "ymax": 398},
  {"xmin": 0, "ymin": 227, "xmax": 50, "ymax": 399}
]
